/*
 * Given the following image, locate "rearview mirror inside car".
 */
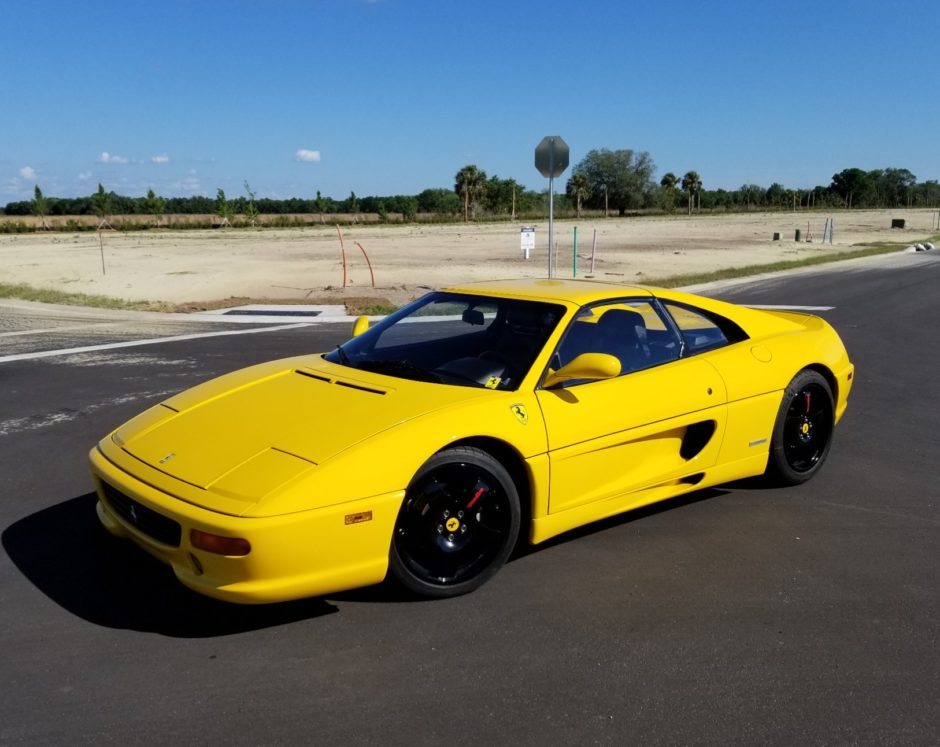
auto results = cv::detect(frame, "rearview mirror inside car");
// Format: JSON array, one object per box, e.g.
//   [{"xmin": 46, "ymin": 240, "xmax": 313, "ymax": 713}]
[{"xmin": 462, "ymin": 309, "xmax": 485, "ymax": 326}]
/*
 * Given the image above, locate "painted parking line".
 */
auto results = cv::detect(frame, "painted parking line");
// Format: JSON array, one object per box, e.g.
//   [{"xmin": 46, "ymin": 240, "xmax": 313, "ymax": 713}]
[
  {"xmin": 0, "ymin": 325, "xmax": 108, "ymax": 338},
  {"xmin": 0, "ymin": 322, "xmax": 312, "ymax": 364},
  {"xmin": 0, "ymin": 320, "xmax": 141, "ymax": 338},
  {"xmin": 746, "ymin": 304, "xmax": 834, "ymax": 311}
]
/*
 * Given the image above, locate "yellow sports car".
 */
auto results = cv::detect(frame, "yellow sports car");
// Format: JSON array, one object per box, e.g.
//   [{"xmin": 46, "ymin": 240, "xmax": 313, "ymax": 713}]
[{"xmin": 90, "ymin": 279, "xmax": 853, "ymax": 602}]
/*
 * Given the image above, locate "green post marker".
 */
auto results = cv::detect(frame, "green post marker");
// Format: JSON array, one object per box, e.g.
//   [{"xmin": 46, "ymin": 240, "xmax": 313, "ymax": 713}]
[{"xmin": 572, "ymin": 226, "xmax": 578, "ymax": 277}]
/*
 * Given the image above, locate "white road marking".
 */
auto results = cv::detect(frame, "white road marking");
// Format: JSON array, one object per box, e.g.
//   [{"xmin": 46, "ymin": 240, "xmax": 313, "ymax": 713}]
[
  {"xmin": 49, "ymin": 352, "xmax": 198, "ymax": 368},
  {"xmin": 0, "ymin": 322, "xmax": 312, "ymax": 364},
  {"xmin": 0, "ymin": 390, "xmax": 179, "ymax": 436},
  {"xmin": 747, "ymin": 304, "xmax": 834, "ymax": 311},
  {"xmin": 0, "ymin": 325, "xmax": 109, "ymax": 338}
]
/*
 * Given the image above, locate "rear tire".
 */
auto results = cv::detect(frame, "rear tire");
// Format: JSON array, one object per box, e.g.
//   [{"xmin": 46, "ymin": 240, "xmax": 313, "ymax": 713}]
[
  {"xmin": 389, "ymin": 446, "xmax": 520, "ymax": 598},
  {"xmin": 766, "ymin": 369, "xmax": 835, "ymax": 485}
]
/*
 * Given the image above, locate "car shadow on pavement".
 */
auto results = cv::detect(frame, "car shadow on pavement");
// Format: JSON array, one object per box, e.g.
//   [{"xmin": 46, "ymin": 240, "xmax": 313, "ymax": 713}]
[
  {"xmin": 335, "ymin": 486, "xmax": 743, "ymax": 603},
  {"xmin": 2, "ymin": 493, "xmax": 337, "ymax": 637},
  {"xmin": 512, "ymin": 486, "xmax": 732, "ymax": 558}
]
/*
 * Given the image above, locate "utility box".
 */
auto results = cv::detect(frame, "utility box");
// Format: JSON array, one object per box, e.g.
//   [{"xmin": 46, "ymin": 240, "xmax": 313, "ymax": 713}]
[{"xmin": 891, "ymin": 218, "xmax": 906, "ymax": 229}]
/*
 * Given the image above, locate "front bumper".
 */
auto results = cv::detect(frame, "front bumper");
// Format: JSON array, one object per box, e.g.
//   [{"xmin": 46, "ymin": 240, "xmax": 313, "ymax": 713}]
[
  {"xmin": 90, "ymin": 445, "xmax": 404, "ymax": 604},
  {"xmin": 834, "ymin": 361, "xmax": 855, "ymax": 424}
]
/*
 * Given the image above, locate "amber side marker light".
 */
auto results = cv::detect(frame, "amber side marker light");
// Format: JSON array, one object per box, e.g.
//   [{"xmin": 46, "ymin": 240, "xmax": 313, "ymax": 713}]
[{"xmin": 190, "ymin": 529, "xmax": 251, "ymax": 556}]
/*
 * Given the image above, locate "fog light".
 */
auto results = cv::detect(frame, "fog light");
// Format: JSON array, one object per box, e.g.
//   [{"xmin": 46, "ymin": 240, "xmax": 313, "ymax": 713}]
[{"xmin": 190, "ymin": 529, "xmax": 251, "ymax": 556}]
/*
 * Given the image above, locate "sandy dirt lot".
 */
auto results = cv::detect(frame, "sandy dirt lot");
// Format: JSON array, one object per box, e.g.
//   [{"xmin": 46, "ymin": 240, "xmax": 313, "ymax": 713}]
[{"xmin": 1, "ymin": 209, "xmax": 936, "ymax": 308}]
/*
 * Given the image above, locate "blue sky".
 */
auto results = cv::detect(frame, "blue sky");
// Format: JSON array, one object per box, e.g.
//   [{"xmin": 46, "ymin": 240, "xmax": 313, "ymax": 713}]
[{"xmin": 3, "ymin": 0, "xmax": 938, "ymax": 202}]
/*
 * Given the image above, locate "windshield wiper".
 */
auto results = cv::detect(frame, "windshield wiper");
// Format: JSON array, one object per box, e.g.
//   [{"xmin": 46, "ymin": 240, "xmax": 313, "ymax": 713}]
[{"xmin": 357, "ymin": 359, "xmax": 443, "ymax": 384}]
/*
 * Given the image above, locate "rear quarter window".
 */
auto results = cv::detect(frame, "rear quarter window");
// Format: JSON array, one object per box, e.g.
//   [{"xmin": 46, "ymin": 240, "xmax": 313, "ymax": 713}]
[{"xmin": 663, "ymin": 302, "xmax": 748, "ymax": 355}]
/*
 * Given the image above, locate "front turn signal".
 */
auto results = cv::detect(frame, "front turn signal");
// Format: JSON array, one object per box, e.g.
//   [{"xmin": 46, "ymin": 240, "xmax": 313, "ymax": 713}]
[{"xmin": 190, "ymin": 529, "xmax": 251, "ymax": 556}]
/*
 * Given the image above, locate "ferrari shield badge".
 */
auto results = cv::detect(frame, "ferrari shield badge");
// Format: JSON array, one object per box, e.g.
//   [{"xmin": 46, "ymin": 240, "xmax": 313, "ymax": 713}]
[{"xmin": 510, "ymin": 404, "xmax": 528, "ymax": 425}]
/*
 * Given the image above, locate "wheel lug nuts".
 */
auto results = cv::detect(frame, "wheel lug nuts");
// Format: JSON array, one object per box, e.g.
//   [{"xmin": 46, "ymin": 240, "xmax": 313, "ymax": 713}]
[
  {"xmin": 458, "ymin": 510, "xmax": 464, "ymax": 518},
  {"xmin": 443, "ymin": 510, "xmax": 450, "ymax": 518},
  {"xmin": 437, "ymin": 524, "xmax": 443, "ymax": 533},
  {"xmin": 448, "ymin": 534, "xmax": 455, "ymax": 541},
  {"xmin": 460, "ymin": 525, "xmax": 467, "ymax": 534}
]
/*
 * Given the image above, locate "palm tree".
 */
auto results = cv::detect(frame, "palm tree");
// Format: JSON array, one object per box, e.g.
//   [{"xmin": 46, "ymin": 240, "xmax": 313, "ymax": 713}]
[
  {"xmin": 659, "ymin": 172, "xmax": 678, "ymax": 213},
  {"xmin": 566, "ymin": 172, "xmax": 591, "ymax": 218},
  {"xmin": 681, "ymin": 171, "xmax": 702, "ymax": 215},
  {"xmin": 455, "ymin": 165, "xmax": 486, "ymax": 222}
]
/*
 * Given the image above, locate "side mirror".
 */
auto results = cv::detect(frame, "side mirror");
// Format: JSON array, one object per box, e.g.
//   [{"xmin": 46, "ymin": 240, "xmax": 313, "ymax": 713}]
[
  {"xmin": 543, "ymin": 353, "xmax": 621, "ymax": 389},
  {"xmin": 352, "ymin": 315, "xmax": 370, "ymax": 337}
]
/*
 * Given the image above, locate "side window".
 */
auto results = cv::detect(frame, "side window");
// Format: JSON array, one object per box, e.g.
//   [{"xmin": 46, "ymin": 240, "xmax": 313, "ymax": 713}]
[
  {"xmin": 663, "ymin": 302, "xmax": 741, "ymax": 355},
  {"xmin": 554, "ymin": 300, "xmax": 682, "ymax": 379}
]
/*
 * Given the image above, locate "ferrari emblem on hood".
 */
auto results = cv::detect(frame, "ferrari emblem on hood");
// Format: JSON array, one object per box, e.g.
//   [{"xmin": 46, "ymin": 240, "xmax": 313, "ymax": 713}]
[{"xmin": 510, "ymin": 404, "xmax": 528, "ymax": 425}]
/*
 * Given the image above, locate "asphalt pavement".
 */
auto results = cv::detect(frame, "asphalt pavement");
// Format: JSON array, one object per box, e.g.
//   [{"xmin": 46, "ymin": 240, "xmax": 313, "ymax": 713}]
[{"xmin": 1, "ymin": 250, "xmax": 938, "ymax": 745}]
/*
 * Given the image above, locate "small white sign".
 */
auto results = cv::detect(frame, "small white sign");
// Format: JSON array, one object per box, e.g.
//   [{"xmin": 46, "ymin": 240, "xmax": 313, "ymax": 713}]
[{"xmin": 520, "ymin": 226, "xmax": 535, "ymax": 259}]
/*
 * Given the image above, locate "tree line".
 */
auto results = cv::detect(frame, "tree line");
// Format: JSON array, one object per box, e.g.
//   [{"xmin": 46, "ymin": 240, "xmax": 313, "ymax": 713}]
[
  {"xmin": 563, "ymin": 150, "xmax": 938, "ymax": 217},
  {"xmin": 4, "ymin": 155, "xmax": 939, "ymax": 224},
  {"xmin": 3, "ymin": 179, "xmax": 549, "ymax": 222}
]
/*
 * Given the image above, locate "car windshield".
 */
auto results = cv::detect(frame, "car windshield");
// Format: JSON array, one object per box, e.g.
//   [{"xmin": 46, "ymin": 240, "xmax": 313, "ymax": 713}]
[{"xmin": 324, "ymin": 292, "xmax": 566, "ymax": 390}]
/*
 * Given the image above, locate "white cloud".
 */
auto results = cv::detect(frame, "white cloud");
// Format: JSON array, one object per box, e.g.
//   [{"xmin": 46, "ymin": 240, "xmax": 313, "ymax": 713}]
[
  {"xmin": 97, "ymin": 151, "xmax": 129, "ymax": 164},
  {"xmin": 151, "ymin": 153, "xmax": 170, "ymax": 164},
  {"xmin": 295, "ymin": 149, "xmax": 321, "ymax": 163},
  {"xmin": 19, "ymin": 166, "xmax": 36, "ymax": 180},
  {"xmin": 173, "ymin": 176, "xmax": 201, "ymax": 193},
  {"xmin": 77, "ymin": 171, "xmax": 92, "ymax": 181}
]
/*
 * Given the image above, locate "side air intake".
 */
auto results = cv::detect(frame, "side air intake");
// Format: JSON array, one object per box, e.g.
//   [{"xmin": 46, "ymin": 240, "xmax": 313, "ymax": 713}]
[{"xmin": 680, "ymin": 421, "xmax": 716, "ymax": 460}]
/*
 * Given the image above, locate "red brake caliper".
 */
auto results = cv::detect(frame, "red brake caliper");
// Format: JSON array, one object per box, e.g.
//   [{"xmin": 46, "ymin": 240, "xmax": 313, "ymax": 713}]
[{"xmin": 467, "ymin": 486, "xmax": 485, "ymax": 509}]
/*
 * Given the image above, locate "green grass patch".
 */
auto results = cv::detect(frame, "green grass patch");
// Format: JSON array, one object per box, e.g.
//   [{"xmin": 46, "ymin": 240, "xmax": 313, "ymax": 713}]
[
  {"xmin": 0, "ymin": 282, "xmax": 153, "ymax": 310},
  {"xmin": 643, "ymin": 240, "xmax": 927, "ymax": 288},
  {"xmin": 353, "ymin": 304, "xmax": 398, "ymax": 316}
]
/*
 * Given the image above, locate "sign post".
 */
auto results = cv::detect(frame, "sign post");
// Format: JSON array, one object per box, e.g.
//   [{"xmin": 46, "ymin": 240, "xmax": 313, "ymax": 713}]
[
  {"xmin": 520, "ymin": 226, "xmax": 535, "ymax": 259},
  {"xmin": 534, "ymin": 136, "xmax": 569, "ymax": 278}
]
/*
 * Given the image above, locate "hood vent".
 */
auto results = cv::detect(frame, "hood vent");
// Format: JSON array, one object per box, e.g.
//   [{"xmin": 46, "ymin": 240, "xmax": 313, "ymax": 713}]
[
  {"xmin": 294, "ymin": 368, "xmax": 386, "ymax": 395},
  {"xmin": 335, "ymin": 380, "xmax": 386, "ymax": 395},
  {"xmin": 295, "ymin": 370, "xmax": 330, "ymax": 383}
]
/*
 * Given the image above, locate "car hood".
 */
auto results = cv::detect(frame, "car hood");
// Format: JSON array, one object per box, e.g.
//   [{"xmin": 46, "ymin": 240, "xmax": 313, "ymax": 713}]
[{"xmin": 114, "ymin": 358, "xmax": 490, "ymax": 500}]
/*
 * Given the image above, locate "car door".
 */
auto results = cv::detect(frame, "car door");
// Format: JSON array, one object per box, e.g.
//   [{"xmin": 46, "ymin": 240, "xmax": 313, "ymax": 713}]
[{"xmin": 535, "ymin": 299, "xmax": 729, "ymax": 515}]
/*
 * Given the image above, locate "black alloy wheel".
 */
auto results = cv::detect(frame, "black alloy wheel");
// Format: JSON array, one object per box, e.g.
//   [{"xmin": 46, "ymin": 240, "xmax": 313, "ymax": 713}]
[
  {"xmin": 389, "ymin": 446, "xmax": 520, "ymax": 598},
  {"xmin": 767, "ymin": 369, "xmax": 835, "ymax": 485}
]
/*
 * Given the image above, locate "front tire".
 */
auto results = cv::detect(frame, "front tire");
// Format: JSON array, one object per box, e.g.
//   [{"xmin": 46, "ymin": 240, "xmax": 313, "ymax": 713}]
[
  {"xmin": 389, "ymin": 446, "xmax": 520, "ymax": 598},
  {"xmin": 766, "ymin": 369, "xmax": 835, "ymax": 485}
]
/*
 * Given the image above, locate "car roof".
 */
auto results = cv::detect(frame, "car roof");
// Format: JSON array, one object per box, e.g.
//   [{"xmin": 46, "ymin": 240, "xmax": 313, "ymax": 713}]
[
  {"xmin": 442, "ymin": 278, "xmax": 807, "ymax": 338},
  {"xmin": 443, "ymin": 278, "xmax": 654, "ymax": 305}
]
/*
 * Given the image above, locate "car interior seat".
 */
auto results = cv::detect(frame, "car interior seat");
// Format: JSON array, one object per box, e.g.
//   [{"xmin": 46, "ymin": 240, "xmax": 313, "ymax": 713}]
[{"xmin": 594, "ymin": 308, "xmax": 651, "ymax": 373}]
